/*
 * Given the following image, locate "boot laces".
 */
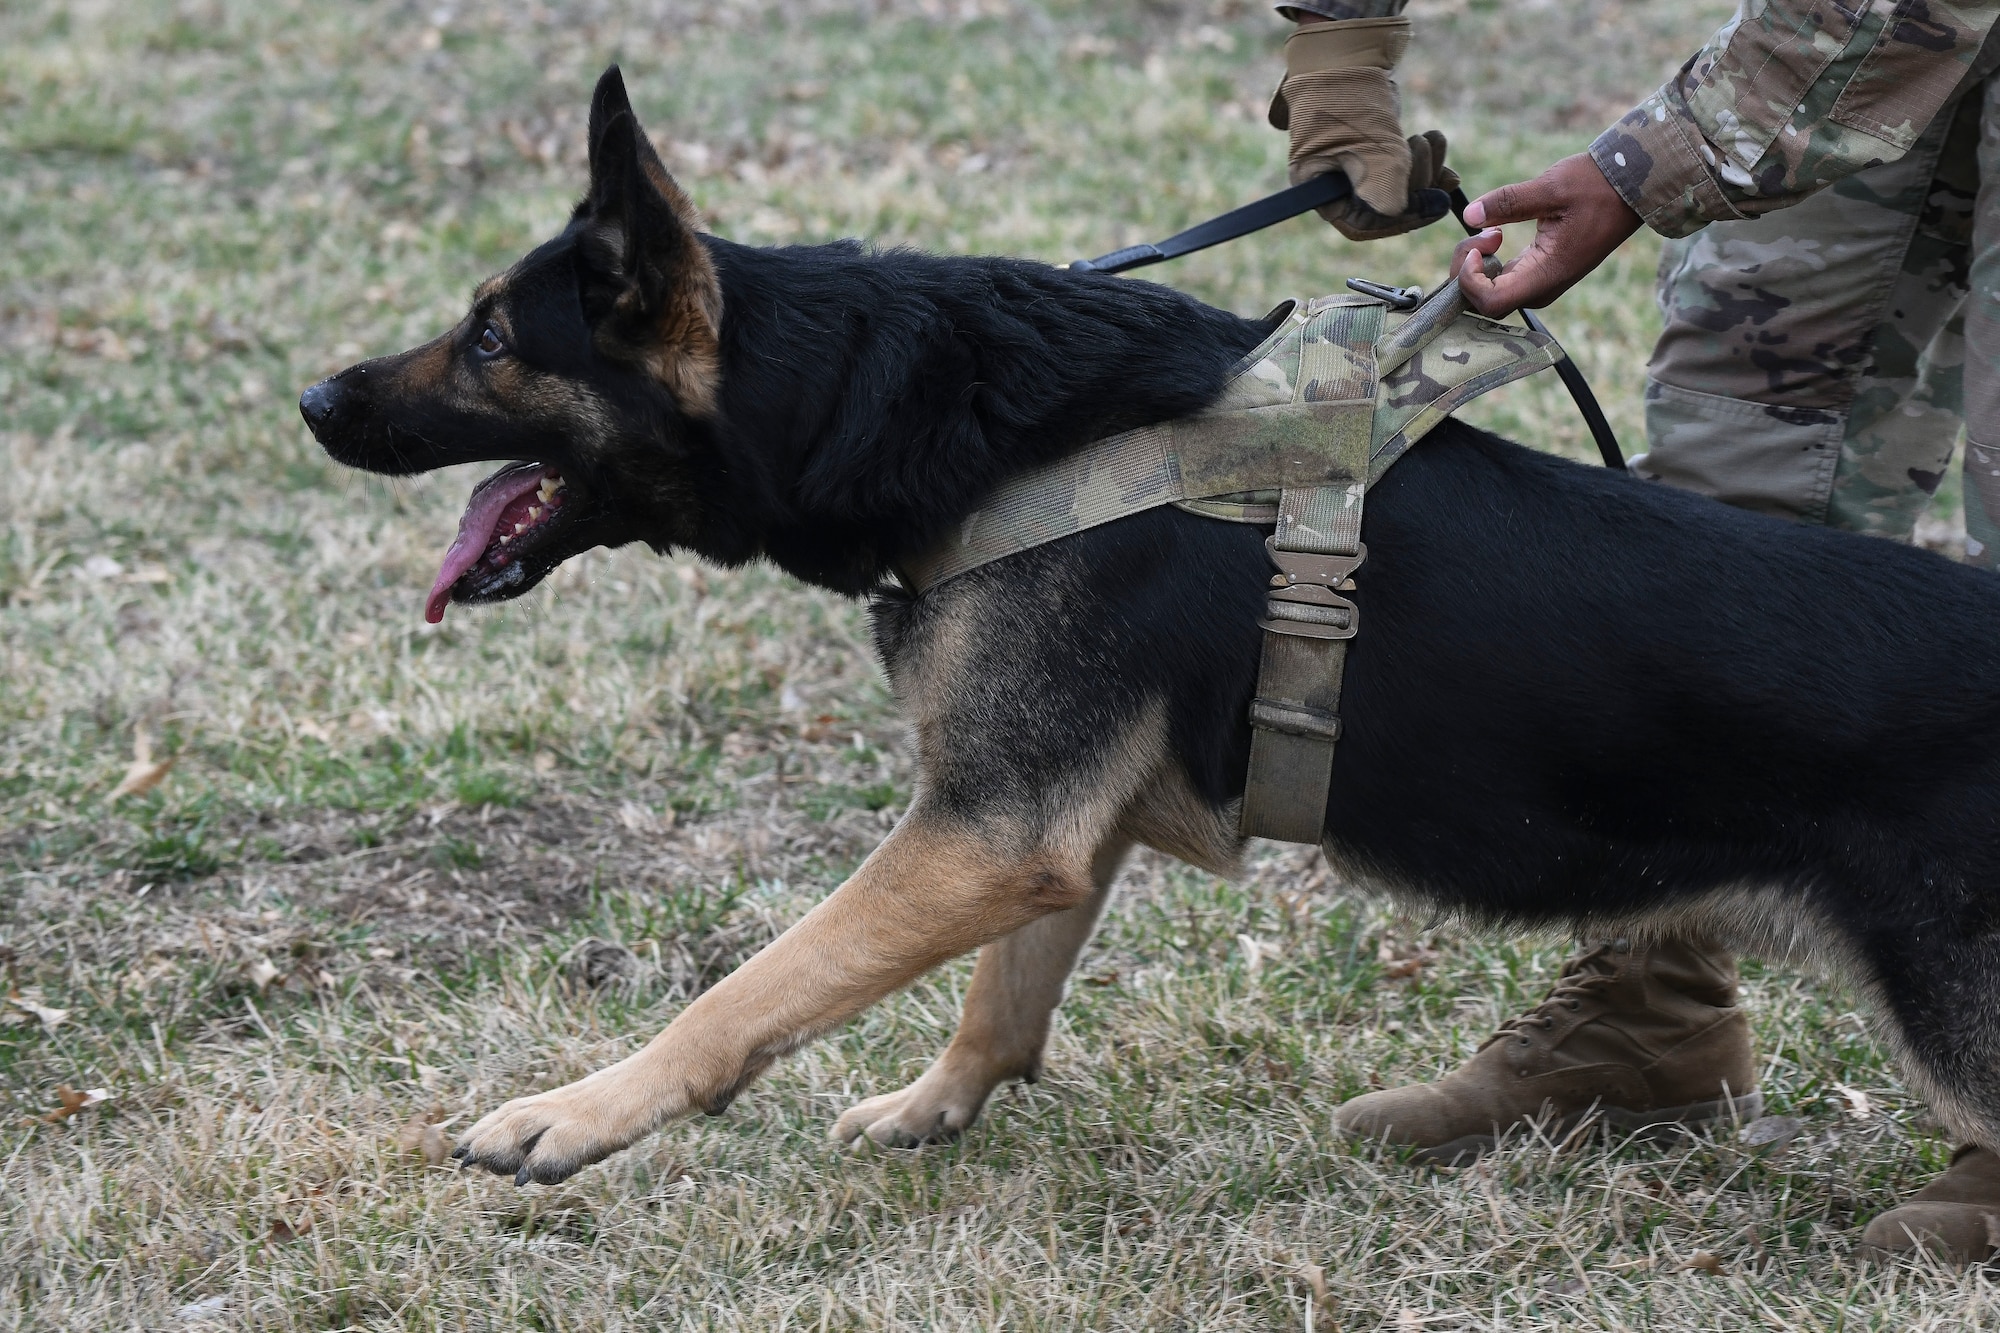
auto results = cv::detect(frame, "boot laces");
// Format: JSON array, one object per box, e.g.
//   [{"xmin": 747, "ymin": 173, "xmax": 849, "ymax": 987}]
[{"xmin": 1480, "ymin": 941, "xmax": 1622, "ymax": 1049}]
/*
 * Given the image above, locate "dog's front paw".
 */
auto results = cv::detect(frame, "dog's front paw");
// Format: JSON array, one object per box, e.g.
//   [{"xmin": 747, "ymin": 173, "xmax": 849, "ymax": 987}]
[
  {"xmin": 454, "ymin": 1073, "xmax": 664, "ymax": 1185},
  {"xmin": 831, "ymin": 1065, "xmax": 999, "ymax": 1149}
]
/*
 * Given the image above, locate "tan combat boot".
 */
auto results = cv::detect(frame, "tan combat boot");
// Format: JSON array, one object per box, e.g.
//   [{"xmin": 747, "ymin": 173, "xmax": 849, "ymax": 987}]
[
  {"xmin": 1859, "ymin": 1147, "xmax": 2000, "ymax": 1263},
  {"xmin": 1334, "ymin": 937, "xmax": 1760, "ymax": 1164}
]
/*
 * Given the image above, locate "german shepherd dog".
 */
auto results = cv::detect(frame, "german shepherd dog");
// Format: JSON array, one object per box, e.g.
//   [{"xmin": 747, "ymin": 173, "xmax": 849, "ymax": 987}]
[{"xmin": 301, "ymin": 66, "xmax": 2000, "ymax": 1187}]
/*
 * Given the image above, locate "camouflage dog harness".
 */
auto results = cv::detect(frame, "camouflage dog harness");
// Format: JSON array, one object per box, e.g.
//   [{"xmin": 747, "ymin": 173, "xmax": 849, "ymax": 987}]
[{"xmin": 902, "ymin": 284, "xmax": 1564, "ymax": 844}]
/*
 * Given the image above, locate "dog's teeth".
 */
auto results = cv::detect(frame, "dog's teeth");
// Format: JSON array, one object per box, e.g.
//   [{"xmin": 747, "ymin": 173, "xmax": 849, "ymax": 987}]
[
  {"xmin": 513, "ymin": 522, "xmax": 527, "ymax": 533},
  {"xmin": 538, "ymin": 478, "xmax": 559, "ymax": 503},
  {"xmin": 528, "ymin": 506, "xmax": 542, "ymax": 520},
  {"xmin": 499, "ymin": 534, "xmax": 511, "ymax": 545}
]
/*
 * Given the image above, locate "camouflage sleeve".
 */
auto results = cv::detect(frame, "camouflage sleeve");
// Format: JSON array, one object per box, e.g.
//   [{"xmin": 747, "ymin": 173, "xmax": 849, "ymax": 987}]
[
  {"xmin": 1273, "ymin": 0, "xmax": 1406, "ymax": 20},
  {"xmin": 1592, "ymin": 0, "xmax": 2000, "ymax": 238}
]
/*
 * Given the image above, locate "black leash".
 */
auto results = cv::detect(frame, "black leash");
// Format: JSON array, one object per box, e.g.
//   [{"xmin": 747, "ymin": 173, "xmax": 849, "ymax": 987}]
[
  {"xmin": 1068, "ymin": 173, "xmax": 1625, "ymax": 470},
  {"xmin": 1068, "ymin": 173, "xmax": 1356, "ymax": 275}
]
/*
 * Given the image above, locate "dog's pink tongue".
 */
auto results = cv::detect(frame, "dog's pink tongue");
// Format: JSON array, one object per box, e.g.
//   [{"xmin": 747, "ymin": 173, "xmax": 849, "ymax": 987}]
[{"xmin": 425, "ymin": 465, "xmax": 550, "ymax": 624}]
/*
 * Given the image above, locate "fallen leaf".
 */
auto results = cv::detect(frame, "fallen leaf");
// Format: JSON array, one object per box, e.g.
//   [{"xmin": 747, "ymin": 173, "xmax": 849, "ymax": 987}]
[
  {"xmin": 533, "ymin": 750, "xmax": 556, "ymax": 774},
  {"xmin": 110, "ymin": 726, "xmax": 175, "ymax": 800},
  {"xmin": 34, "ymin": 1084, "xmax": 111, "ymax": 1124},
  {"xmin": 397, "ymin": 1107, "xmax": 453, "ymax": 1165},
  {"xmin": 9, "ymin": 994, "xmax": 68, "ymax": 1029},
  {"xmin": 247, "ymin": 957, "xmax": 283, "ymax": 992},
  {"xmin": 1237, "ymin": 933, "xmax": 1282, "ymax": 976},
  {"xmin": 268, "ymin": 1213, "xmax": 311, "ymax": 1242},
  {"xmin": 1682, "ymin": 1249, "xmax": 1725, "ymax": 1276},
  {"xmin": 1298, "ymin": 1260, "xmax": 1329, "ymax": 1308},
  {"xmin": 1740, "ymin": 1114, "xmax": 1804, "ymax": 1155},
  {"xmin": 1262, "ymin": 1055, "xmax": 1298, "ymax": 1088},
  {"xmin": 1834, "ymin": 1083, "xmax": 1874, "ymax": 1120},
  {"xmin": 175, "ymin": 1295, "xmax": 227, "ymax": 1322},
  {"xmin": 1375, "ymin": 935, "xmax": 1441, "ymax": 979}
]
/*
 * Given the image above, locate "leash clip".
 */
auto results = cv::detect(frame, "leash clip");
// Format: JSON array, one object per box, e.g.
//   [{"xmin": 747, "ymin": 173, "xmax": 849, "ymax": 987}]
[{"xmin": 1344, "ymin": 278, "xmax": 1424, "ymax": 311}]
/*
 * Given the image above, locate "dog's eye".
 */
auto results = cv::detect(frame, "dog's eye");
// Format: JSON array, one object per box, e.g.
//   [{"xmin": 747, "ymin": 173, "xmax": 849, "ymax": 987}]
[{"xmin": 474, "ymin": 324, "xmax": 507, "ymax": 360}]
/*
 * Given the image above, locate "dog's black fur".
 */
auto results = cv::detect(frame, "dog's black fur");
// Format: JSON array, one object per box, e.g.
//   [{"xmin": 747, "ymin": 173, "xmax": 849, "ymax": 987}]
[{"xmin": 302, "ymin": 66, "xmax": 2000, "ymax": 1172}]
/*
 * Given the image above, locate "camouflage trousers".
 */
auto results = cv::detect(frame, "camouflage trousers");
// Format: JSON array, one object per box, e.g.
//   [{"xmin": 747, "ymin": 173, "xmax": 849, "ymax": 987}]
[{"xmin": 1638, "ymin": 61, "xmax": 2000, "ymax": 564}]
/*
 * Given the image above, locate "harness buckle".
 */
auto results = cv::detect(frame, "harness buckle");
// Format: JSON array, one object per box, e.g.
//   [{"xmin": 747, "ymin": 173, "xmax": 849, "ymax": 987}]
[
  {"xmin": 1259, "ymin": 536, "xmax": 1363, "ymax": 640},
  {"xmin": 1264, "ymin": 536, "xmax": 1365, "ymax": 589}
]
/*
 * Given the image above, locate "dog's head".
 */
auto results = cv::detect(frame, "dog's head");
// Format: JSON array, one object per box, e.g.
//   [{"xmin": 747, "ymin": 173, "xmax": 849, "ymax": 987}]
[{"xmin": 299, "ymin": 66, "xmax": 722, "ymax": 622}]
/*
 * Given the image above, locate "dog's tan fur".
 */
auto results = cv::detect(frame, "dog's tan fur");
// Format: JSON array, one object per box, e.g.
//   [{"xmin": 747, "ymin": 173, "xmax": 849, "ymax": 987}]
[
  {"xmin": 456, "ymin": 581, "xmax": 1253, "ymax": 1181},
  {"xmin": 463, "ymin": 807, "xmax": 1110, "ymax": 1177},
  {"xmin": 831, "ymin": 837, "xmax": 1131, "ymax": 1148}
]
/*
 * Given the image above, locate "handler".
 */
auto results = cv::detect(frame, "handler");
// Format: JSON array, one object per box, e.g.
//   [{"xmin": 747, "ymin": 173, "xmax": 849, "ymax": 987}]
[{"xmin": 1270, "ymin": 0, "xmax": 2000, "ymax": 1261}]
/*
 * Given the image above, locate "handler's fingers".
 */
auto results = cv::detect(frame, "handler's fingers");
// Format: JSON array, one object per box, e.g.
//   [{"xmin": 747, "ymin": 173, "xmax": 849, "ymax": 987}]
[
  {"xmin": 1461, "ymin": 175, "xmax": 1564, "ymax": 230},
  {"xmin": 1457, "ymin": 245, "xmax": 1509, "ymax": 314},
  {"xmin": 1456, "ymin": 241, "xmax": 1563, "ymax": 317},
  {"xmin": 1448, "ymin": 227, "xmax": 1502, "ymax": 284}
]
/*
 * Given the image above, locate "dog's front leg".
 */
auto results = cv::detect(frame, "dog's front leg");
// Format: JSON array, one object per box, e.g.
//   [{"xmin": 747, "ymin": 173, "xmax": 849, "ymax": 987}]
[
  {"xmin": 831, "ymin": 836, "xmax": 1130, "ymax": 1147},
  {"xmin": 454, "ymin": 810, "xmax": 1098, "ymax": 1184}
]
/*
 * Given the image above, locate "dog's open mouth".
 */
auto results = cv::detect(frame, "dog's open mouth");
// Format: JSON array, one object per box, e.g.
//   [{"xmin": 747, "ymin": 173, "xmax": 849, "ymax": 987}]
[{"xmin": 425, "ymin": 462, "xmax": 576, "ymax": 623}]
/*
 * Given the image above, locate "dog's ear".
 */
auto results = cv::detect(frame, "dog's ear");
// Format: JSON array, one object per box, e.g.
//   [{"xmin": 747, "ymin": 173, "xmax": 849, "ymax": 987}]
[
  {"xmin": 586, "ymin": 64, "xmax": 638, "ymax": 166},
  {"xmin": 574, "ymin": 65, "xmax": 722, "ymax": 417}
]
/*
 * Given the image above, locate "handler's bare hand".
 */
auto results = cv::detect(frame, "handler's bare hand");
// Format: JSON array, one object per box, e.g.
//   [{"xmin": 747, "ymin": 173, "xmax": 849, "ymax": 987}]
[{"xmin": 1454, "ymin": 153, "xmax": 1642, "ymax": 316}]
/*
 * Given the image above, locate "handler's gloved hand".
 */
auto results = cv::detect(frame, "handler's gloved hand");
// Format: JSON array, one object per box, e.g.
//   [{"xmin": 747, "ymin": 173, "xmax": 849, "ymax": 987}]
[{"xmin": 1269, "ymin": 17, "xmax": 1456, "ymax": 241}]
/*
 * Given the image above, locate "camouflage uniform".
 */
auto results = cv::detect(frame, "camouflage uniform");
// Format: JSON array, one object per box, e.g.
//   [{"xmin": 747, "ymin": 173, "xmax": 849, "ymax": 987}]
[
  {"xmin": 1279, "ymin": 4, "xmax": 2000, "ymax": 555},
  {"xmin": 1590, "ymin": 4, "xmax": 2000, "ymax": 558}
]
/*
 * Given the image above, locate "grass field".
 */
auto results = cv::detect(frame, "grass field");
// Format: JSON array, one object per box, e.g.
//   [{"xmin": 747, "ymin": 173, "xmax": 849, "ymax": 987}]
[{"xmin": 4, "ymin": 0, "xmax": 1996, "ymax": 1327}]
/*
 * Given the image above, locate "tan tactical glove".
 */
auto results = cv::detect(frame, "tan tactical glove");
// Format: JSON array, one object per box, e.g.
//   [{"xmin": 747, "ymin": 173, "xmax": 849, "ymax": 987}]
[{"xmin": 1269, "ymin": 17, "xmax": 1457, "ymax": 240}]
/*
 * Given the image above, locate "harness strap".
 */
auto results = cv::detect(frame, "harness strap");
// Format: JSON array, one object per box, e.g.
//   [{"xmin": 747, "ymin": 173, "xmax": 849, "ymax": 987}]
[
  {"xmin": 1239, "ymin": 317, "xmax": 1376, "ymax": 843},
  {"xmin": 898, "ymin": 287, "xmax": 1567, "ymax": 847},
  {"xmin": 902, "ymin": 296, "xmax": 1383, "ymax": 591}
]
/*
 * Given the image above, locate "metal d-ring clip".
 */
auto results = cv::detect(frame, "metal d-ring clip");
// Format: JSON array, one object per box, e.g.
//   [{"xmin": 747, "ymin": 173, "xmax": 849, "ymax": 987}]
[{"xmin": 1259, "ymin": 536, "xmax": 1364, "ymax": 640}]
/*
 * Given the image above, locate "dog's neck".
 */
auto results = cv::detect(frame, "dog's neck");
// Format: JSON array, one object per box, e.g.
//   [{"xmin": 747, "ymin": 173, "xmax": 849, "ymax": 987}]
[{"xmin": 677, "ymin": 237, "xmax": 1269, "ymax": 594}]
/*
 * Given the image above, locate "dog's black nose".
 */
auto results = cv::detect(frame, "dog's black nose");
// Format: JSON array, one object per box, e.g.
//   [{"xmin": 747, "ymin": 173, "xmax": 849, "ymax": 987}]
[{"xmin": 298, "ymin": 379, "xmax": 341, "ymax": 434}]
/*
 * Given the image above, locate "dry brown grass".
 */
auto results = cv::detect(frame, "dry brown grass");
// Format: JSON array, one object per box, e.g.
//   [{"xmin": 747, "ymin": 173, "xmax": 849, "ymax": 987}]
[{"xmin": 4, "ymin": 0, "xmax": 1995, "ymax": 1327}]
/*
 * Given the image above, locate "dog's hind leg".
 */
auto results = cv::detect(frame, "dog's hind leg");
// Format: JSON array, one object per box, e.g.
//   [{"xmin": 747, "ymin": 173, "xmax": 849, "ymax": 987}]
[
  {"xmin": 830, "ymin": 836, "xmax": 1132, "ymax": 1148},
  {"xmin": 452, "ymin": 808, "xmax": 1108, "ymax": 1184},
  {"xmin": 1865, "ymin": 929, "xmax": 2000, "ymax": 1153}
]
